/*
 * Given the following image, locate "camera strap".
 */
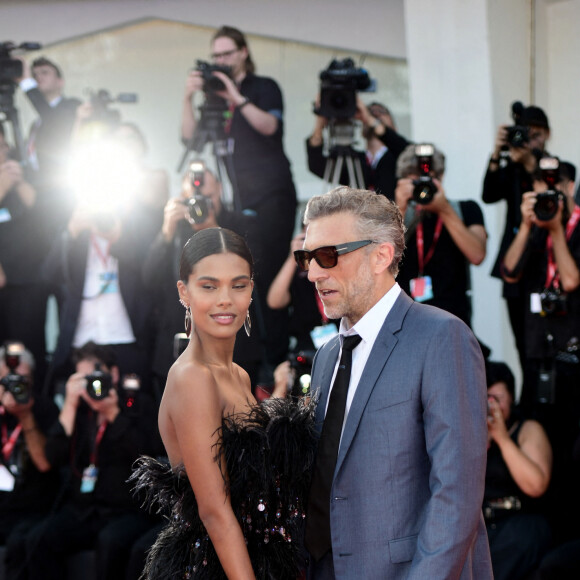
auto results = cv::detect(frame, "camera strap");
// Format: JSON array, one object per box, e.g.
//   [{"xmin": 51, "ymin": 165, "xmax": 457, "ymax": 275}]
[
  {"xmin": 416, "ymin": 212, "xmax": 443, "ymax": 275},
  {"xmin": 1, "ymin": 410, "xmax": 22, "ymax": 462},
  {"xmin": 545, "ymin": 205, "xmax": 580, "ymax": 288},
  {"xmin": 90, "ymin": 420, "xmax": 108, "ymax": 467}
]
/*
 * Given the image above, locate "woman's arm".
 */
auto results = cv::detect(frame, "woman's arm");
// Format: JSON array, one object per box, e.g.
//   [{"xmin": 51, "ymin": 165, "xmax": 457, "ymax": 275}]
[
  {"xmin": 167, "ymin": 365, "xmax": 256, "ymax": 580},
  {"xmin": 488, "ymin": 405, "xmax": 552, "ymax": 497}
]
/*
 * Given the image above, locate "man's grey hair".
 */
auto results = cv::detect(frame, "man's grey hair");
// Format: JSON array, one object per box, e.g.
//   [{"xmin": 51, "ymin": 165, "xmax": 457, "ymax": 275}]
[
  {"xmin": 0, "ymin": 343, "xmax": 36, "ymax": 371},
  {"xmin": 303, "ymin": 187, "xmax": 406, "ymax": 277},
  {"xmin": 396, "ymin": 143, "xmax": 446, "ymax": 179}
]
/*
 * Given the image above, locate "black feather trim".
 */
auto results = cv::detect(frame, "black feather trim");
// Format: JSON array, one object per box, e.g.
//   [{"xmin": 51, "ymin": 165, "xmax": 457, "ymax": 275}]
[{"xmin": 131, "ymin": 397, "xmax": 317, "ymax": 579}]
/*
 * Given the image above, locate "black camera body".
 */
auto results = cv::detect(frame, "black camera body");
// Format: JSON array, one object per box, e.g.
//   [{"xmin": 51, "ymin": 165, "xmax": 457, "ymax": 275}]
[
  {"xmin": 506, "ymin": 125, "xmax": 529, "ymax": 148},
  {"xmin": 1, "ymin": 345, "xmax": 31, "ymax": 405},
  {"xmin": 86, "ymin": 88, "xmax": 137, "ymax": 130},
  {"xmin": 316, "ymin": 58, "xmax": 374, "ymax": 119},
  {"xmin": 1, "ymin": 373, "xmax": 31, "ymax": 405},
  {"xmin": 540, "ymin": 287, "xmax": 567, "ymax": 317},
  {"xmin": 412, "ymin": 144, "xmax": 438, "ymax": 205},
  {"xmin": 288, "ymin": 350, "xmax": 316, "ymax": 398},
  {"xmin": 196, "ymin": 60, "xmax": 232, "ymax": 94},
  {"xmin": 0, "ymin": 41, "xmax": 41, "ymax": 85},
  {"xmin": 85, "ymin": 363, "xmax": 113, "ymax": 401},
  {"xmin": 182, "ymin": 160, "xmax": 212, "ymax": 224},
  {"xmin": 534, "ymin": 157, "xmax": 563, "ymax": 222}
]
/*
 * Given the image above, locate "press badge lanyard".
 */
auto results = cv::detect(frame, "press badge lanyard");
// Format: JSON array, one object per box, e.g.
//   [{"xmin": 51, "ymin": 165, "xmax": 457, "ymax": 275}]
[
  {"xmin": 544, "ymin": 205, "xmax": 580, "ymax": 289},
  {"xmin": 416, "ymin": 213, "xmax": 443, "ymax": 275},
  {"xmin": 1, "ymin": 408, "xmax": 22, "ymax": 462},
  {"xmin": 80, "ymin": 421, "xmax": 107, "ymax": 493},
  {"xmin": 90, "ymin": 421, "xmax": 108, "ymax": 467},
  {"xmin": 85, "ymin": 234, "xmax": 114, "ymax": 299}
]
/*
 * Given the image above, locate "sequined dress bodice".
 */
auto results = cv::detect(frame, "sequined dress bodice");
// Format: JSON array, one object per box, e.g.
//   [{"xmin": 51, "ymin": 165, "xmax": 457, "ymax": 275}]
[{"xmin": 131, "ymin": 398, "xmax": 316, "ymax": 579}]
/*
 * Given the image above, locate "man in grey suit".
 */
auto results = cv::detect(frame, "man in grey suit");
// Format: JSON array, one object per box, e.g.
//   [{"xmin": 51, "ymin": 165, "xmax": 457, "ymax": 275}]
[{"xmin": 296, "ymin": 187, "xmax": 492, "ymax": 579}]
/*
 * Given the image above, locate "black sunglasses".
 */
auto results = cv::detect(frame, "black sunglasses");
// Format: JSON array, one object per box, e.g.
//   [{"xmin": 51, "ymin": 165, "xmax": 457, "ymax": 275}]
[{"xmin": 294, "ymin": 240, "xmax": 375, "ymax": 271}]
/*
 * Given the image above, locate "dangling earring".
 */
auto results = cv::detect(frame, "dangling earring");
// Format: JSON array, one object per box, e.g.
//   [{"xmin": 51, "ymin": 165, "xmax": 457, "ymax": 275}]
[
  {"xmin": 244, "ymin": 297, "xmax": 253, "ymax": 337},
  {"xmin": 244, "ymin": 311, "xmax": 252, "ymax": 337},
  {"xmin": 184, "ymin": 306, "xmax": 192, "ymax": 337}
]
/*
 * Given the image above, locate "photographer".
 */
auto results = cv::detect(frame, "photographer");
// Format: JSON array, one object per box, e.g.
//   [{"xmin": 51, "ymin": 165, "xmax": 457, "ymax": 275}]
[
  {"xmin": 17, "ymin": 56, "xmax": 81, "ymax": 195},
  {"xmin": 307, "ymin": 96, "xmax": 410, "ymax": 199},
  {"xmin": 181, "ymin": 25, "xmax": 296, "ymax": 371},
  {"xmin": 23, "ymin": 342, "xmax": 157, "ymax": 580},
  {"xmin": 482, "ymin": 104, "xmax": 551, "ymax": 370},
  {"xmin": 0, "ymin": 342, "xmax": 59, "ymax": 580},
  {"xmin": 41, "ymin": 153, "xmax": 158, "ymax": 393},
  {"xmin": 395, "ymin": 143, "xmax": 487, "ymax": 326},
  {"xmin": 484, "ymin": 361, "xmax": 552, "ymax": 580},
  {"xmin": 0, "ymin": 122, "xmax": 49, "ymax": 383},
  {"xmin": 143, "ymin": 165, "xmax": 263, "ymax": 394},
  {"xmin": 502, "ymin": 160, "xmax": 580, "ymax": 540}
]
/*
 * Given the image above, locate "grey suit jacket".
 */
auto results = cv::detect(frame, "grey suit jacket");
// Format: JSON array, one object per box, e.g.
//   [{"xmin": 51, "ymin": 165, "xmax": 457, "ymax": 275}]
[{"xmin": 309, "ymin": 291, "xmax": 492, "ymax": 579}]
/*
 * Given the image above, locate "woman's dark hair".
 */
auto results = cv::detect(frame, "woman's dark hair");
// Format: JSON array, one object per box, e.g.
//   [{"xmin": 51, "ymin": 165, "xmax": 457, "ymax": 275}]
[
  {"xmin": 212, "ymin": 25, "xmax": 256, "ymax": 75},
  {"xmin": 485, "ymin": 360, "xmax": 516, "ymax": 401},
  {"xmin": 179, "ymin": 228, "xmax": 254, "ymax": 282}
]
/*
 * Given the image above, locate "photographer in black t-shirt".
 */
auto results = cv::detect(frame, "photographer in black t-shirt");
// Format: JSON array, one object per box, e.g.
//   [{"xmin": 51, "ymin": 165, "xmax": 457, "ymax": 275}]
[
  {"xmin": 181, "ymin": 25, "xmax": 297, "ymax": 375},
  {"xmin": 395, "ymin": 143, "xmax": 487, "ymax": 326}
]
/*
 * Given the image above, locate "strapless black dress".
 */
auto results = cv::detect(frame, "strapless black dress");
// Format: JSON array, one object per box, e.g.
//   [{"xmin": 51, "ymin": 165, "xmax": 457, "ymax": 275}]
[{"xmin": 131, "ymin": 397, "xmax": 317, "ymax": 579}]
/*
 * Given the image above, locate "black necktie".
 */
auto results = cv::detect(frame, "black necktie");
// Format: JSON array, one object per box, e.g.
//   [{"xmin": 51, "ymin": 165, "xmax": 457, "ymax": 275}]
[{"xmin": 305, "ymin": 334, "xmax": 362, "ymax": 562}]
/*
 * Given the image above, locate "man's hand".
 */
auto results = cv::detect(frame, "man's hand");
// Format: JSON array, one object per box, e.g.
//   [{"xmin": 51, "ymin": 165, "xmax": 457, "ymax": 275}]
[
  {"xmin": 212, "ymin": 71, "xmax": 246, "ymax": 107},
  {"xmin": 162, "ymin": 198, "xmax": 189, "ymax": 242},
  {"xmin": 1, "ymin": 389, "xmax": 35, "ymax": 422},
  {"xmin": 421, "ymin": 178, "xmax": 450, "ymax": 215},
  {"xmin": 86, "ymin": 387, "xmax": 120, "ymax": 423},
  {"xmin": 184, "ymin": 70, "xmax": 204, "ymax": 100},
  {"xmin": 0, "ymin": 160, "xmax": 23, "ymax": 196},
  {"xmin": 394, "ymin": 177, "xmax": 414, "ymax": 216},
  {"xmin": 14, "ymin": 57, "xmax": 32, "ymax": 83}
]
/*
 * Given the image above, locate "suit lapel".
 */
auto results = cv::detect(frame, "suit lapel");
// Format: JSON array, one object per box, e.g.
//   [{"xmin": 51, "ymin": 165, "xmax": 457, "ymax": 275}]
[
  {"xmin": 312, "ymin": 337, "xmax": 341, "ymax": 434},
  {"xmin": 335, "ymin": 292, "xmax": 413, "ymax": 475}
]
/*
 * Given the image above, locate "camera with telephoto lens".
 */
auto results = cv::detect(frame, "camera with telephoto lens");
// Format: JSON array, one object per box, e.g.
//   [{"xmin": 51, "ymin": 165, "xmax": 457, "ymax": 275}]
[
  {"xmin": 85, "ymin": 363, "xmax": 112, "ymax": 401},
  {"xmin": 0, "ymin": 41, "xmax": 41, "ymax": 84},
  {"xmin": 0, "ymin": 342, "xmax": 31, "ymax": 405},
  {"xmin": 540, "ymin": 287, "xmax": 567, "ymax": 317},
  {"xmin": 315, "ymin": 58, "xmax": 375, "ymax": 120},
  {"xmin": 196, "ymin": 60, "xmax": 232, "ymax": 94},
  {"xmin": 534, "ymin": 157, "xmax": 563, "ymax": 222},
  {"xmin": 412, "ymin": 144, "xmax": 438, "ymax": 205},
  {"xmin": 288, "ymin": 350, "xmax": 316, "ymax": 398},
  {"xmin": 182, "ymin": 160, "xmax": 212, "ymax": 224}
]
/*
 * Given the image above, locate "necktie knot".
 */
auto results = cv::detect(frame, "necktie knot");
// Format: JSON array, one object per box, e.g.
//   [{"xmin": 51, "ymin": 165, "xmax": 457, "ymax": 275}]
[{"xmin": 341, "ymin": 334, "xmax": 362, "ymax": 353}]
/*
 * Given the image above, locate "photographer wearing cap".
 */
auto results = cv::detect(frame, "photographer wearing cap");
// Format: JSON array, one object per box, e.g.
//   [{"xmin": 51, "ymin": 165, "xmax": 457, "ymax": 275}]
[
  {"xmin": 143, "ymin": 165, "xmax": 263, "ymax": 396},
  {"xmin": 24, "ymin": 342, "xmax": 157, "ymax": 580},
  {"xmin": 502, "ymin": 160, "xmax": 580, "ymax": 542},
  {"xmin": 181, "ymin": 25, "xmax": 297, "ymax": 372},
  {"xmin": 0, "ymin": 341, "xmax": 59, "ymax": 580},
  {"xmin": 307, "ymin": 96, "xmax": 410, "ymax": 199},
  {"xmin": 394, "ymin": 143, "xmax": 487, "ymax": 326},
  {"xmin": 482, "ymin": 103, "xmax": 551, "ymax": 371}
]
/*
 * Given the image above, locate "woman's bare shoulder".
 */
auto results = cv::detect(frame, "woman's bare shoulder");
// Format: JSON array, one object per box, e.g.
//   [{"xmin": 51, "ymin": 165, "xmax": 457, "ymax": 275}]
[{"xmin": 164, "ymin": 357, "xmax": 221, "ymax": 409}]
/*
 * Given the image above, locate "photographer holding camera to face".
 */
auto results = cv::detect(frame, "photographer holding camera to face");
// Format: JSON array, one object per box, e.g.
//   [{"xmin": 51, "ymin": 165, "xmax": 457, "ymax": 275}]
[
  {"xmin": 483, "ymin": 103, "xmax": 551, "ymax": 371},
  {"xmin": 181, "ymin": 26, "xmax": 297, "ymax": 375},
  {"xmin": 502, "ymin": 158, "xmax": 580, "ymax": 543},
  {"xmin": 22, "ymin": 342, "xmax": 158, "ymax": 580},
  {"xmin": 143, "ymin": 163, "xmax": 263, "ymax": 396},
  {"xmin": 394, "ymin": 143, "xmax": 487, "ymax": 327},
  {"xmin": 0, "ymin": 341, "xmax": 60, "ymax": 580}
]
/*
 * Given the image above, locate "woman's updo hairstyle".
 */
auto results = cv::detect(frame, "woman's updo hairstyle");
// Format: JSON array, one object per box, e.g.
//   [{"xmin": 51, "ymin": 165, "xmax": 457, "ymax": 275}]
[{"xmin": 179, "ymin": 228, "xmax": 254, "ymax": 282}]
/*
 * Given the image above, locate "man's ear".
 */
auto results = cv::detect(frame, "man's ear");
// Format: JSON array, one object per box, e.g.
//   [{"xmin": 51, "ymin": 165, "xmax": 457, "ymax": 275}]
[{"xmin": 373, "ymin": 242, "xmax": 395, "ymax": 275}]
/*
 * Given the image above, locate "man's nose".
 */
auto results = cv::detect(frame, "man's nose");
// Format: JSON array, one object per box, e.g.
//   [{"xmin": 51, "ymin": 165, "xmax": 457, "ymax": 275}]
[{"xmin": 307, "ymin": 259, "xmax": 327, "ymax": 283}]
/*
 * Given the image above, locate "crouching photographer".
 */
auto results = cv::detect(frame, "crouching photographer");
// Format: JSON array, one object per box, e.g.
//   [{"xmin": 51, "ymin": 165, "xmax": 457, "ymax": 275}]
[
  {"xmin": 502, "ymin": 159, "xmax": 580, "ymax": 541},
  {"xmin": 0, "ymin": 341, "xmax": 59, "ymax": 580},
  {"xmin": 23, "ymin": 342, "xmax": 158, "ymax": 580}
]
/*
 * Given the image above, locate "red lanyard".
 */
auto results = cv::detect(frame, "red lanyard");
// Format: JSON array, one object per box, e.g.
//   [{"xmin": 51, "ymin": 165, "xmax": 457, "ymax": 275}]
[
  {"xmin": 90, "ymin": 235, "xmax": 111, "ymax": 270},
  {"xmin": 90, "ymin": 421, "xmax": 108, "ymax": 466},
  {"xmin": 416, "ymin": 212, "xmax": 443, "ymax": 275},
  {"xmin": 315, "ymin": 291, "xmax": 329, "ymax": 323},
  {"xmin": 1, "ymin": 408, "xmax": 22, "ymax": 462},
  {"xmin": 545, "ymin": 205, "xmax": 580, "ymax": 289}
]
